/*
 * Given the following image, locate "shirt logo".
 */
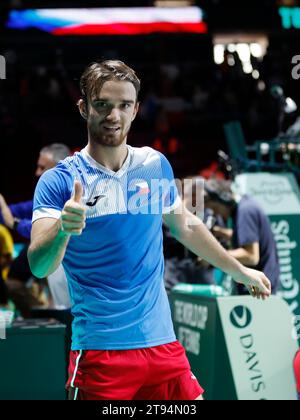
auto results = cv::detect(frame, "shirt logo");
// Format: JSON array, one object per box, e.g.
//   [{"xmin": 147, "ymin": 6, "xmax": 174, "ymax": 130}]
[
  {"xmin": 230, "ymin": 306, "xmax": 252, "ymax": 329},
  {"xmin": 86, "ymin": 195, "xmax": 106, "ymax": 207}
]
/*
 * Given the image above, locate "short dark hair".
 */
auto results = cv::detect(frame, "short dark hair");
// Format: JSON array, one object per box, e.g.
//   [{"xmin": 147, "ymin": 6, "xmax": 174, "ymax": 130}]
[
  {"xmin": 204, "ymin": 179, "xmax": 235, "ymax": 207},
  {"xmin": 80, "ymin": 60, "xmax": 141, "ymax": 106}
]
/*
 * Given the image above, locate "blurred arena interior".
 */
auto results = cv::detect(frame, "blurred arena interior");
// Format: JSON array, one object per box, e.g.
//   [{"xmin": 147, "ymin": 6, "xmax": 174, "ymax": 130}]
[
  {"xmin": 1, "ymin": 0, "xmax": 300, "ymax": 401},
  {"xmin": 1, "ymin": 0, "xmax": 298, "ymax": 197}
]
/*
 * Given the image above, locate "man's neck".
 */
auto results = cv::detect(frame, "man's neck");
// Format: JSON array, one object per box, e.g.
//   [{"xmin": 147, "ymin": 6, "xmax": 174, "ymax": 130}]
[{"xmin": 86, "ymin": 141, "xmax": 128, "ymax": 172}]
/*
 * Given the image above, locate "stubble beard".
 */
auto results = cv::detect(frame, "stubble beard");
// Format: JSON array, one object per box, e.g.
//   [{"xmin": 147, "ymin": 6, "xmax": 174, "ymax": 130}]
[{"xmin": 88, "ymin": 120, "xmax": 129, "ymax": 148}]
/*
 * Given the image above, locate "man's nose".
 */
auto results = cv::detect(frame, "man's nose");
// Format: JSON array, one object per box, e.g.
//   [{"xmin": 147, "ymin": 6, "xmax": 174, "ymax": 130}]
[{"xmin": 106, "ymin": 107, "xmax": 120, "ymax": 121}]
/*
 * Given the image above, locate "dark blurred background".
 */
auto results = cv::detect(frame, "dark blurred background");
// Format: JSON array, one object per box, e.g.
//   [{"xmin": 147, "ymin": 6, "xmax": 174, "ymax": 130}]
[{"xmin": 1, "ymin": 0, "xmax": 300, "ymax": 201}]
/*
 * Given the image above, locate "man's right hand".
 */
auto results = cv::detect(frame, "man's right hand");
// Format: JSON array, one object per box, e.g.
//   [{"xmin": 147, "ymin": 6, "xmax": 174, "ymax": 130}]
[{"xmin": 60, "ymin": 181, "xmax": 86, "ymax": 236}]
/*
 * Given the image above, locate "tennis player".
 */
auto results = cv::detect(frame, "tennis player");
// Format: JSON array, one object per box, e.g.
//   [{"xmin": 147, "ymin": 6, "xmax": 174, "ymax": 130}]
[{"xmin": 28, "ymin": 60, "xmax": 271, "ymax": 400}]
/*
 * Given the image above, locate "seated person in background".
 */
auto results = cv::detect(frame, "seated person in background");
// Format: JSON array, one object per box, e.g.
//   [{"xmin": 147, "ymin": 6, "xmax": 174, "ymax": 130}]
[
  {"xmin": 204, "ymin": 179, "xmax": 280, "ymax": 294},
  {"xmin": 0, "ymin": 225, "xmax": 13, "ymax": 308},
  {"xmin": 0, "ymin": 143, "xmax": 71, "ymax": 316}
]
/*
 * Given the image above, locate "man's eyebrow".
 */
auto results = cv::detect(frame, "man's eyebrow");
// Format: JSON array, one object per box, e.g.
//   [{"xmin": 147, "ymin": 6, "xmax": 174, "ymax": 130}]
[
  {"xmin": 93, "ymin": 98, "xmax": 135, "ymax": 104},
  {"xmin": 122, "ymin": 100, "xmax": 135, "ymax": 104}
]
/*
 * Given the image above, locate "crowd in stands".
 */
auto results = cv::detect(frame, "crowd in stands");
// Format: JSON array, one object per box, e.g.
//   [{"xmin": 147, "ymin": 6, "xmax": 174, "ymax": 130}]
[{"xmin": 1, "ymin": 34, "xmax": 299, "ymax": 198}]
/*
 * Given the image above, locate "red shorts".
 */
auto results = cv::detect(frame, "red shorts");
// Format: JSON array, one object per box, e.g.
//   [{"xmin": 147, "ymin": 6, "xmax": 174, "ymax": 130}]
[{"xmin": 67, "ymin": 341, "xmax": 204, "ymax": 400}]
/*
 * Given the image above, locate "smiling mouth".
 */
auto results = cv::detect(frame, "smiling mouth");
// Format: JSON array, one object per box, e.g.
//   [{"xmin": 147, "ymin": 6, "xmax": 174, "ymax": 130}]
[{"xmin": 103, "ymin": 126, "xmax": 120, "ymax": 133}]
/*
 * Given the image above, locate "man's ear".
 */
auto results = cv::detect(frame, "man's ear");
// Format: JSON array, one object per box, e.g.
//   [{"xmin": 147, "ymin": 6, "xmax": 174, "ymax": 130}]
[{"xmin": 78, "ymin": 99, "xmax": 88, "ymax": 120}]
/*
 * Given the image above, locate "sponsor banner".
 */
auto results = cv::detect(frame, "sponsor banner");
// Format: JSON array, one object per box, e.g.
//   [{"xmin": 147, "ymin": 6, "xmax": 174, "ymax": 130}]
[
  {"xmin": 218, "ymin": 296, "xmax": 298, "ymax": 400},
  {"xmin": 234, "ymin": 173, "xmax": 300, "ymax": 343},
  {"xmin": 271, "ymin": 216, "xmax": 300, "ymax": 324},
  {"xmin": 234, "ymin": 173, "xmax": 300, "ymax": 216},
  {"xmin": 170, "ymin": 293, "xmax": 220, "ymax": 399}
]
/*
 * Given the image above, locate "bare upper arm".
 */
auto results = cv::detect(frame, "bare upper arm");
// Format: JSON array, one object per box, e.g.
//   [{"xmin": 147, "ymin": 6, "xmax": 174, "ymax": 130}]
[
  {"xmin": 31, "ymin": 218, "xmax": 59, "ymax": 241},
  {"xmin": 163, "ymin": 201, "xmax": 184, "ymax": 233},
  {"xmin": 163, "ymin": 201, "xmax": 199, "ymax": 238}
]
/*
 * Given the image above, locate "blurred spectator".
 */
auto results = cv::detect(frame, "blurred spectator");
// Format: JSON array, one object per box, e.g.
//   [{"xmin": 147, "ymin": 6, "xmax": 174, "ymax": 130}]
[
  {"xmin": 0, "ymin": 225, "xmax": 13, "ymax": 308},
  {"xmin": 163, "ymin": 176, "xmax": 226, "ymax": 293},
  {"xmin": 1, "ymin": 39, "xmax": 298, "ymax": 180},
  {"xmin": 0, "ymin": 144, "xmax": 71, "ymax": 238},
  {"xmin": 0, "ymin": 225, "xmax": 13, "ymax": 281},
  {"xmin": 204, "ymin": 179, "xmax": 280, "ymax": 294},
  {"xmin": 0, "ymin": 143, "xmax": 71, "ymax": 317},
  {"xmin": 163, "ymin": 209, "xmax": 225, "ymax": 293}
]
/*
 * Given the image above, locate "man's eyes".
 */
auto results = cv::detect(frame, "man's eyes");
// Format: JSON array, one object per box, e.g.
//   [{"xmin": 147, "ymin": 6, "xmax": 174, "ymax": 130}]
[
  {"xmin": 94, "ymin": 102, "xmax": 109, "ymax": 109},
  {"xmin": 93, "ymin": 102, "xmax": 132, "ymax": 110},
  {"xmin": 121, "ymin": 103, "xmax": 131, "ymax": 109}
]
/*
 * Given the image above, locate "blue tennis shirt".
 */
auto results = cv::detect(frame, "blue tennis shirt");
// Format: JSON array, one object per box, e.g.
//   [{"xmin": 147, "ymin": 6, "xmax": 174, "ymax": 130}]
[{"xmin": 33, "ymin": 145, "xmax": 181, "ymax": 350}]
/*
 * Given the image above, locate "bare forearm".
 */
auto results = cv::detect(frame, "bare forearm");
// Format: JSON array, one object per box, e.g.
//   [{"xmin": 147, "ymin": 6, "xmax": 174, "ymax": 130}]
[
  {"xmin": 173, "ymin": 217, "xmax": 246, "ymax": 278},
  {"xmin": 28, "ymin": 220, "xmax": 70, "ymax": 278},
  {"xmin": 164, "ymin": 206, "xmax": 272, "ymax": 298}
]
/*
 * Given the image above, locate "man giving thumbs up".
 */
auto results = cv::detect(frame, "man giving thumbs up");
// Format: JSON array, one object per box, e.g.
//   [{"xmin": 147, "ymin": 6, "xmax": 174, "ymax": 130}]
[
  {"xmin": 28, "ymin": 60, "xmax": 270, "ymax": 401},
  {"xmin": 28, "ymin": 180, "xmax": 86, "ymax": 278},
  {"xmin": 61, "ymin": 181, "xmax": 86, "ymax": 236}
]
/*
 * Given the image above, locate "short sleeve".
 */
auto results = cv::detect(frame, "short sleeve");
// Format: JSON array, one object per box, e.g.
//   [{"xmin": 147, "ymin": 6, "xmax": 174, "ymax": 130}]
[
  {"xmin": 236, "ymin": 205, "xmax": 260, "ymax": 247},
  {"xmin": 32, "ymin": 166, "xmax": 73, "ymax": 223},
  {"xmin": 158, "ymin": 152, "xmax": 182, "ymax": 214}
]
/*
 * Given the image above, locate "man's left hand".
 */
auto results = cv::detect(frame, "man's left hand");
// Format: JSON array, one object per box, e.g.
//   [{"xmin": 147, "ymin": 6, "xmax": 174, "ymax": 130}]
[{"xmin": 232, "ymin": 267, "xmax": 272, "ymax": 300}]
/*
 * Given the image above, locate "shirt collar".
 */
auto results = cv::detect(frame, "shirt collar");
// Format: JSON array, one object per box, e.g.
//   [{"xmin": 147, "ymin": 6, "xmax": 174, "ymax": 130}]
[{"xmin": 82, "ymin": 145, "xmax": 133, "ymax": 178}]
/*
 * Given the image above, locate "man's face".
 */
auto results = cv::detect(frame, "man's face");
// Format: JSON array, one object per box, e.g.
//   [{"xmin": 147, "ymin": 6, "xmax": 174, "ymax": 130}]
[
  {"xmin": 84, "ymin": 80, "xmax": 139, "ymax": 148},
  {"xmin": 35, "ymin": 153, "xmax": 56, "ymax": 177}
]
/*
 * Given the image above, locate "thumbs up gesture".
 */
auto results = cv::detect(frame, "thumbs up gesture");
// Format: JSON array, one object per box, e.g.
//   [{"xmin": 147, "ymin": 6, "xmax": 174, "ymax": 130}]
[{"xmin": 60, "ymin": 181, "xmax": 86, "ymax": 236}]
